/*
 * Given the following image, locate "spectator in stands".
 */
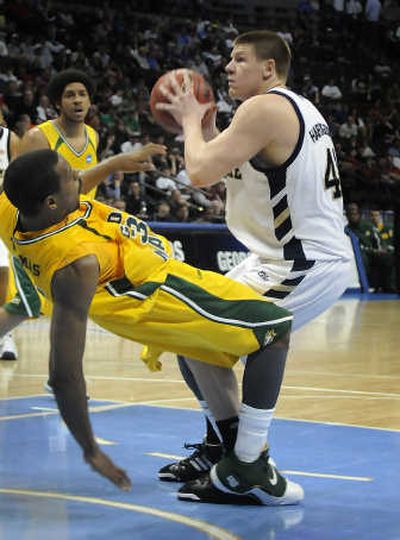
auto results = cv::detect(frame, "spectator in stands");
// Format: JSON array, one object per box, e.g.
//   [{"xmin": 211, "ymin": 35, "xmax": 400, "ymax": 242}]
[
  {"xmin": 339, "ymin": 115, "xmax": 359, "ymax": 139},
  {"xmin": 155, "ymin": 166, "xmax": 177, "ymax": 193},
  {"xmin": 153, "ymin": 200, "xmax": 175, "ymax": 222},
  {"xmin": 124, "ymin": 180, "xmax": 149, "ymax": 217},
  {"xmin": 346, "ymin": 202, "xmax": 374, "ymax": 274},
  {"xmin": 368, "ymin": 209, "xmax": 396, "ymax": 292},
  {"xmin": 172, "ymin": 202, "xmax": 190, "ymax": 223},
  {"xmin": 321, "ymin": 78, "xmax": 343, "ymax": 100}
]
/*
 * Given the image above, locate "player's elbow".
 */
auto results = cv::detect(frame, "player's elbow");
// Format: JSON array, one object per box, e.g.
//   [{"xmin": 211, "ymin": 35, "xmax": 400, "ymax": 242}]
[{"xmin": 187, "ymin": 165, "xmax": 220, "ymax": 187}]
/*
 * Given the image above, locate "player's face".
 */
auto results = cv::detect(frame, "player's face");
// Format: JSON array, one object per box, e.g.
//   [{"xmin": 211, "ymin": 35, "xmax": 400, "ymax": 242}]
[
  {"xmin": 225, "ymin": 44, "xmax": 267, "ymax": 101},
  {"xmin": 54, "ymin": 156, "xmax": 82, "ymax": 214},
  {"xmin": 59, "ymin": 82, "xmax": 91, "ymax": 123}
]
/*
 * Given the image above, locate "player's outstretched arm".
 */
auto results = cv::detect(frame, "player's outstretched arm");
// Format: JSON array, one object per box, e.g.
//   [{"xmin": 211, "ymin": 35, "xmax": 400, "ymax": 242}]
[
  {"xmin": 50, "ymin": 255, "xmax": 131, "ymax": 491},
  {"xmin": 80, "ymin": 143, "xmax": 167, "ymax": 194}
]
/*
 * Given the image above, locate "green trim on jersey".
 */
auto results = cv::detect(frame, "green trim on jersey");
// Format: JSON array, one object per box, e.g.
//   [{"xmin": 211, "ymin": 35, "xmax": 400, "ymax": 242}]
[{"xmin": 54, "ymin": 137, "xmax": 64, "ymax": 153}]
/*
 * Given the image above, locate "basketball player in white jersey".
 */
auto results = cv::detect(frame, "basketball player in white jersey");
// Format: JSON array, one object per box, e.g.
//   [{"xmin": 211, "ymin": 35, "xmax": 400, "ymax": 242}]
[
  {"xmin": 0, "ymin": 111, "xmax": 20, "ymax": 359},
  {"xmin": 157, "ymin": 30, "xmax": 352, "ymax": 504}
]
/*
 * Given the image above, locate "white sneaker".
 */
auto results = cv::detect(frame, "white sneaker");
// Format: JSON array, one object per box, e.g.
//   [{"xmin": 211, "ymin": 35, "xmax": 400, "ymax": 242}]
[{"xmin": 0, "ymin": 334, "xmax": 18, "ymax": 361}]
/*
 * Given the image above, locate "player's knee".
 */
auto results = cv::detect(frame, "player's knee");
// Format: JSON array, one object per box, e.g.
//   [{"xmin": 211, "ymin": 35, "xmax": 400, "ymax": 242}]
[{"xmin": 273, "ymin": 330, "xmax": 291, "ymax": 349}]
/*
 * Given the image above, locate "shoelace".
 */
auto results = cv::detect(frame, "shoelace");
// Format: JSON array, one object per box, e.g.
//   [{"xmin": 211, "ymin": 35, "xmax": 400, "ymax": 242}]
[{"xmin": 183, "ymin": 442, "xmax": 204, "ymax": 456}]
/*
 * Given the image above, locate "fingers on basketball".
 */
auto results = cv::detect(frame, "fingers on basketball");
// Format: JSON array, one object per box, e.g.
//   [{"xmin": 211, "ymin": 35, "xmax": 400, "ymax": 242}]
[{"xmin": 150, "ymin": 69, "xmax": 215, "ymax": 134}]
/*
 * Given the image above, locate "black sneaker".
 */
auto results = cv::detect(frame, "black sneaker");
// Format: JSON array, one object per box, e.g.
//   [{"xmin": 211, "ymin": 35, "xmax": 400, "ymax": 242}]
[
  {"xmin": 178, "ymin": 451, "xmax": 304, "ymax": 506},
  {"xmin": 158, "ymin": 441, "xmax": 223, "ymax": 482}
]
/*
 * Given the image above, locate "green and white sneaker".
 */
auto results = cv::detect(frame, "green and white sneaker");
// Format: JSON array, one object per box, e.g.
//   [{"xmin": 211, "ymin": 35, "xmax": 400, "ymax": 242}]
[{"xmin": 178, "ymin": 451, "xmax": 304, "ymax": 506}]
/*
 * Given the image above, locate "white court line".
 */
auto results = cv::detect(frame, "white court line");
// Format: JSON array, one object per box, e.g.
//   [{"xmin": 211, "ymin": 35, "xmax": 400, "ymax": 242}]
[
  {"xmin": 146, "ymin": 452, "xmax": 373, "ymax": 482},
  {"xmin": 10, "ymin": 373, "xmax": 186, "ymax": 384},
  {"xmin": 288, "ymin": 369, "xmax": 400, "ymax": 381},
  {"xmin": 8, "ymin": 374, "xmax": 400, "ymax": 399},
  {"xmin": 1, "ymin": 396, "xmax": 399, "ymax": 432},
  {"xmin": 283, "ymin": 385, "xmax": 400, "ymax": 399},
  {"xmin": 283, "ymin": 395, "xmax": 400, "ymax": 401}
]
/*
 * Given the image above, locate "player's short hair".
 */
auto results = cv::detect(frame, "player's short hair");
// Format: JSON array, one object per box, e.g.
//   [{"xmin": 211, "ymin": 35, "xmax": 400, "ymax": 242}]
[
  {"xmin": 4, "ymin": 150, "xmax": 60, "ymax": 216},
  {"xmin": 234, "ymin": 30, "xmax": 291, "ymax": 81},
  {"xmin": 47, "ymin": 69, "xmax": 94, "ymax": 107}
]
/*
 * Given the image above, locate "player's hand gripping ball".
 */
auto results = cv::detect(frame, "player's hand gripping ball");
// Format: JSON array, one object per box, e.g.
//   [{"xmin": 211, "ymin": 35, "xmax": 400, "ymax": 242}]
[{"xmin": 150, "ymin": 69, "xmax": 215, "ymax": 134}]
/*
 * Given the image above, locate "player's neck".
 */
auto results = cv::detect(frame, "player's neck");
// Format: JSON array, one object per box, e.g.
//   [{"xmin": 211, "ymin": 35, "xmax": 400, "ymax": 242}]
[
  {"xmin": 55, "ymin": 116, "xmax": 86, "ymax": 139},
  {"xmin": 261, "ymin": 81, "xmax": 286, "ymax": 94}
]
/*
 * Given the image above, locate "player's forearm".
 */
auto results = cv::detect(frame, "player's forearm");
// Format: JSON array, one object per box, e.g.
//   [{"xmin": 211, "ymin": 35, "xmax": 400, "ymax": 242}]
[
  {"xmin": 50, "ymin": 310, "xmax": 97, "ymax": 456},
  {"xmin": 81, "ymin": 154, "xmax": 123, "ymax": 194},
  {"xmin": 182, "ymin": 117, "xmax": 220, "ymax": 186}
]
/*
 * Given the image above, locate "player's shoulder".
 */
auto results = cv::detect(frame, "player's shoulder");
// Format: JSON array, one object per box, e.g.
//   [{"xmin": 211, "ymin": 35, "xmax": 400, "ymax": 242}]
[
  {"xmin": 20, "ymin": 126, "xmax": 49, "ymax": 153},
  {"xmin": 235, "ymin": 91, "xmax": 297, "ymax": 124}
]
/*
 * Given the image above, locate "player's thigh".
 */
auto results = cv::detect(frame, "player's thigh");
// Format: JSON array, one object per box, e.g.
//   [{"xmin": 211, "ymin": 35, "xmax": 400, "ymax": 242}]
[{"xmin": 275, "ymin": 259, "xmax": 352, "ymax": 331}]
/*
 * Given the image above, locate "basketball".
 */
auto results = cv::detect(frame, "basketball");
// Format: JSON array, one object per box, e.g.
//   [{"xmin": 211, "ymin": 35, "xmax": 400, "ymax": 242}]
[{"xmin": 150, "ymin": 69, "xmax": 215, "ymax": 134}]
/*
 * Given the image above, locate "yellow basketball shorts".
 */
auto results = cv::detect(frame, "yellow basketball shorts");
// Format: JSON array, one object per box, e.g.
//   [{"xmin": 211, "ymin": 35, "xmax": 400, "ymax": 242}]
[{"xmin": 91, "ymin": 260, "xmax": 293, "ymax": 368}]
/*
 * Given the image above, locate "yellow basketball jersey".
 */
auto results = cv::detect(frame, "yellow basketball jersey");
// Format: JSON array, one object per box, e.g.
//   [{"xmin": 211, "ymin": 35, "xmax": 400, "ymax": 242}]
[
  {"xmin": 38, "ymin": 120, "xmax": 98, "ymax": 199},
  {"xmin": 1, "ymin": 197, "xmax": 171, "ymax": 299},
  {"xmin": 0, "ymin": 192, "xmax": 292, "ymax": 367}
]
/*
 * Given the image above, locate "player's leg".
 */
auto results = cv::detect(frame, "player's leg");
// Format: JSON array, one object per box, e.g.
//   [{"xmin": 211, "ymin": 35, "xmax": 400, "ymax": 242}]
[
  {"xmin": 178, "ymin": 331, "xmax": 304, "ymax": 506},
  {"xmin": 176, "ymin": 258, "xmax": 351, "ymax": 503},
  {"xmin": 158, "ymin": 355, "xmax": 227, "ymax": 481},
  {"xmin": 0, "ymin": 242, "xmax": 18, "ymax": 360},
  {"xmin": 1, "ymin": 255, "xmax": 44, "ymax": 359},
  {"xmin": 158, "ymin": 255, "xmax": 275, "ymax": 481}
]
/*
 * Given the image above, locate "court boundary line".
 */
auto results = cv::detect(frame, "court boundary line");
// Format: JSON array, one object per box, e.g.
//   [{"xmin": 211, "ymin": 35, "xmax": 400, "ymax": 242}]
[
  {"xmin": 0, "ymin": 488, "xmax": 240, "ymax": 540},
  {"xmin": 1, "ymin": 395, "xmax": 399, "ymax": 432},
  {"xmin": 7, "ymin": 374, "xmax": 400, "ymax": 399}
]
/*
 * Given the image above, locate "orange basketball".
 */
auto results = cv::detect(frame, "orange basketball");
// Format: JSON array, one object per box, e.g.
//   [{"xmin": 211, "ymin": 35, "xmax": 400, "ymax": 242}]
[{"xmin": 150, "ymin": 69, "xmax": 215, "ymax": 134}]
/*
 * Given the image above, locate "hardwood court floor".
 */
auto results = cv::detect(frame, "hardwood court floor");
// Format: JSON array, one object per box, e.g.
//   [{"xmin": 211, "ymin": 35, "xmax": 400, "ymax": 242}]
[{"xmin": 1, "ymin": 296, "xmax": 400, "ymax": 431}]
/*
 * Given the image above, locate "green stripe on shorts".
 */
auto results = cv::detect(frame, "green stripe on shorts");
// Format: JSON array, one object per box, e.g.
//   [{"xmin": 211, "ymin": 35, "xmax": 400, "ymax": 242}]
[
  {"xmin": 3, "ymin": 257, "xmax": 41, "ymax": 318},
  {"xmin": 162, "ymin": 274, "xmax": 292, "ymax": 347}
]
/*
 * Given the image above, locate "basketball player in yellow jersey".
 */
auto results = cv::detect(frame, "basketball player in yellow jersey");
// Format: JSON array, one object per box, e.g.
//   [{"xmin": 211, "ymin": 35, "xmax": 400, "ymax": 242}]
[
  {"xmin": 0, "ymin": 142, "xmax": 167, "ymax": 345},
  {"xmin": 20, "ymin": 69, "xmax": 98, "ymax": 199},
  {"xmin": 0, "ymin": 150, "xmax": 303, "ymax": 506}
]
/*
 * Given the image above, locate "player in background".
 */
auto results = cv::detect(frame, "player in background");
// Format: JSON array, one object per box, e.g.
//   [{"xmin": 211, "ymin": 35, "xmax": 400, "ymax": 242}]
[{"xmin": 21, "ymin": 69, "xmax": 99, "ymax": 199}]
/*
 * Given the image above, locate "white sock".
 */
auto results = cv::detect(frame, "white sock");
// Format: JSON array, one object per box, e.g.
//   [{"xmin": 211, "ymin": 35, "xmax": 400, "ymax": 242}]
[
  {"xmin": 199, "ymin": 399, "xmax": 222, "ymax": 443},
  {"xmin": 234, "ymin": 403, "xmax": 275, "ymax": 463}
]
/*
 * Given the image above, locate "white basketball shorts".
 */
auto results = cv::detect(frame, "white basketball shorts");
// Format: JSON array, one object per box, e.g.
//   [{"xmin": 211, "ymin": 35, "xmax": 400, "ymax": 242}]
[{"xmin": 227, "ymin": 253, "xmax": 352, "ymax": 332}]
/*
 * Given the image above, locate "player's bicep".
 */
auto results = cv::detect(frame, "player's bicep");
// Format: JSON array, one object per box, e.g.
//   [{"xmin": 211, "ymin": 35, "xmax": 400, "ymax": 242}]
[{"xmin": 51, "ymin": 255, "xmax": 99, "ymax": 317}]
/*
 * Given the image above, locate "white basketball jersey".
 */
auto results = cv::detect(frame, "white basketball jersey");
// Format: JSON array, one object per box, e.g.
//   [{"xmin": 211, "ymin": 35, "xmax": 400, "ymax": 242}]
[
  {"xmin": 225, "ymin": 88, "xmax": 352, "ymax": 266},
  {"xmin": 0, "ymin": 126, "xmax": 11, "ymax": 188},
  {"xmin": 0, "ymin": 126, "xmax": 11, "ymax": 266}
]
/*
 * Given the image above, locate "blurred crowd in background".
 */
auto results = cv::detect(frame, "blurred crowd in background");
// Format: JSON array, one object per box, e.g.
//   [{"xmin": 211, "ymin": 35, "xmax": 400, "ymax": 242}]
[{"xmin": 0, "ymin": 0, "xmax": 399, "ymax": 288}]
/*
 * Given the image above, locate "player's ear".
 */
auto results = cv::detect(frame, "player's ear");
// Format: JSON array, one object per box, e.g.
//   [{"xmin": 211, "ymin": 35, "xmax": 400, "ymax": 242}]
[
  {"xmin": 262, "ymin": 59, "xmax": 275, "ymax": 80},
  {"xmin": 45, "ymin": 195, "xmax": 58, "ymax": 210}
]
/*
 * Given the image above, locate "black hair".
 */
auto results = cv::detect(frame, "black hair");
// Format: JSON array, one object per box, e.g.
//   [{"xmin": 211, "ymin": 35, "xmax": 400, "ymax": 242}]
[
  {"xmin": 47, "ymin": 69, "xmax": 94, "ymax": 108},
  {"xmin": 4, "ymin": 150, "xmax": 60, "ymax": 216}
]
